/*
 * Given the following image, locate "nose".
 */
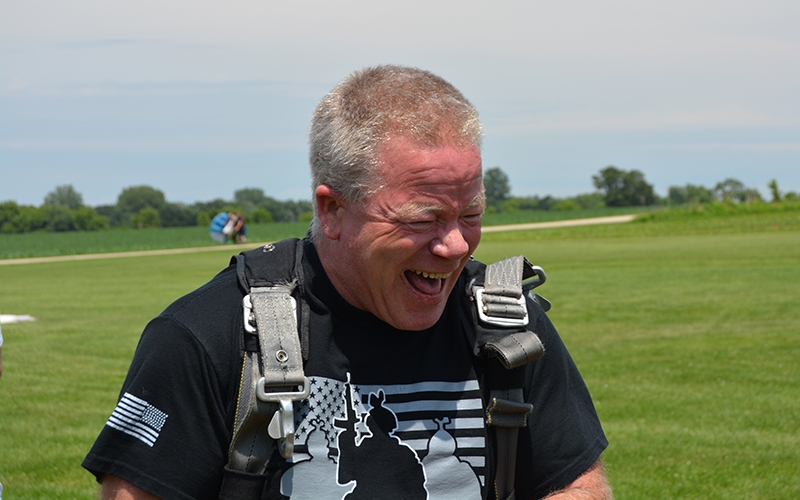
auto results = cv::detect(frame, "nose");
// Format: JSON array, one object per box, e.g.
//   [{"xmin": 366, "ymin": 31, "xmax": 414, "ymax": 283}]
[{"xmin": 430, "ymin": 222, "xmax": 470, "ymax": 260}]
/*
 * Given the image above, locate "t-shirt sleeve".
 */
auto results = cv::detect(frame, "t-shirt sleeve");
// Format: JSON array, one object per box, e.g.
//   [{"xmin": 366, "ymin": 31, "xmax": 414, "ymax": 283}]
[
  {"xmin": 82, "ymin": 316, "xmax": 233, "ymax": 500},
  {"xmin": 515, "ymin": 300, "xmax": 609, "ymax": 499}
]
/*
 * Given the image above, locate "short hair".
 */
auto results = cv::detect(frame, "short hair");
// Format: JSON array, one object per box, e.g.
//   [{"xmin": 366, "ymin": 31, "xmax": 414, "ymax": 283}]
[{"xmin": 308, "ymin": 65, "xmax": 483, "ymax": 237}]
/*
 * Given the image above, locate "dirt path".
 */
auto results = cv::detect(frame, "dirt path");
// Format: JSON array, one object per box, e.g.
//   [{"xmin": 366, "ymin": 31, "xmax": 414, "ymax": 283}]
[
  {"xmin": 480, "ymin": 214, "xmax": 635, "ymax": 233},
  {"xmin": 0, "ymin": 214, "xmax": 636, "ymax": 266}
]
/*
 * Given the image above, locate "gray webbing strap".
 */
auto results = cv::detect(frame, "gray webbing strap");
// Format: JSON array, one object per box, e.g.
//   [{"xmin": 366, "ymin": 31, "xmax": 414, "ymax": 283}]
[
  {"xmin": 248, "ymin": 284, "xmax": 310, "ymax": 459},
  {"xmin": 250, "ymin": 284, "xmax": 305, "ymax": 390},
  {"xmin": 226, "ymin": 351, "xmax": 276, "ymax": 473},
  {"xmin": 485, "ymin": 255, "xmax": 526, "ymax": 296},
  {"xmin": 482, "ymin": 256, "xmax": 528, "ymax": 320},
  {"xmin": 225, "ymin": 281, "xmax": 310, "ymax": 485}
]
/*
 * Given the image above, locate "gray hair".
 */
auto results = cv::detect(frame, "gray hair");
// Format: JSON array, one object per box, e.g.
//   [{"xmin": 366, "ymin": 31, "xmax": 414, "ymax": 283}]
[{"xmin": 308, "ymin": 65, "xmax": 483, "ymax": 238}]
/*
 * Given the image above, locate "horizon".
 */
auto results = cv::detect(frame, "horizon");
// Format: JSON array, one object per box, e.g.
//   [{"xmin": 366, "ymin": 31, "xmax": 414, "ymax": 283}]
[{"xmin": 1, "ymin": 170, "xmax": 790, "ymax": 209}]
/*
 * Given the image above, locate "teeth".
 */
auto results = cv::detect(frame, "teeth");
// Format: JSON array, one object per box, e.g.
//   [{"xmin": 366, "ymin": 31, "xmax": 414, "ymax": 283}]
[{"xmin": 412, "ymin": 270, "xmax": 452, "ymax": 280}]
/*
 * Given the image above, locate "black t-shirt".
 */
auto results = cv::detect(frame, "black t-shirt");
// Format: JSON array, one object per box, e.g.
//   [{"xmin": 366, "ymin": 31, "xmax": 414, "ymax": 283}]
[{"xmin": 83, "ymin": 239, "xmax": 607, "ymax": 499}]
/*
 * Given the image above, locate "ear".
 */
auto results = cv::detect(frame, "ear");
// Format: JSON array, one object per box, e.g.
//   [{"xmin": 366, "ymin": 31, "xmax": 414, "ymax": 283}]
[{"xmin": 315, "ymin": 184, "xmax": 345, "ymax": 240}]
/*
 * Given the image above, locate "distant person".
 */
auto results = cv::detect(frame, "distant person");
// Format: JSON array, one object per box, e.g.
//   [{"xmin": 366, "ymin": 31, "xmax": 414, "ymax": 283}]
[
  {"xmin": 209, "ymin": 212, "xmax": 247, "ymax": 244},
  {"xmin": 209, "ymin": 211, "xmax": 232, "ymax": 243},
  {"xmin": 232, "ymin": 213, "xmax": 247, "ymax": 244}
]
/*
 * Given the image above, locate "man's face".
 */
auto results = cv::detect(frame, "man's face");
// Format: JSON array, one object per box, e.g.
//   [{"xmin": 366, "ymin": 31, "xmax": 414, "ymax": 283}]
[{"xmin": 322, "ymin": 135, "xmax": 484, "ymax": 331}]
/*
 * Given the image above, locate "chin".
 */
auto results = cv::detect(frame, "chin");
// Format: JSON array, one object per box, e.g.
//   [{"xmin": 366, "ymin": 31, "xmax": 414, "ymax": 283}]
[{"xmin": 391, "ymin": 306, "xmax": 446, "ymax": 332}]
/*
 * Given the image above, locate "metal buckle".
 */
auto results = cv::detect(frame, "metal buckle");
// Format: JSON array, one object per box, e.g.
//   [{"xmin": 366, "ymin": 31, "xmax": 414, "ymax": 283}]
[
  {"xmin": 259, "ymin": 377, "xmax": 310, "ymax": 458},
  {"xmin": 268, "ymin": 399, "xmax": 296, "ymax": 458},
  {"xmin": 242, "ymin": 294, "xmax": 257, "ymax": 333},
  {"xmin": 522, "ymin": 265, "xmax": 547, "ymax": 291},
  {"xmin": 256, "ymin": 377, "xmax": 310, "ymax": 403},
  {"xmin": 475, "ymin": 288, "xmax": 529, "ymax": 327}
]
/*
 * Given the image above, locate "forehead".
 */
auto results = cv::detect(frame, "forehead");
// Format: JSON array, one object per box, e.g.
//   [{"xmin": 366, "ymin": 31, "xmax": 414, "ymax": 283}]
[
  {"xmin": 374, "ymin": 136, "xmax": 483, "ymax": 188},
  {"xmin": 365, "ymin": 138, "xmax": 485, "ymax": 221}
]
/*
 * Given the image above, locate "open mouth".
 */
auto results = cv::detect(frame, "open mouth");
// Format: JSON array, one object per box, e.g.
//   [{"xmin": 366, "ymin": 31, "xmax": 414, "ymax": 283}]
[{"xmin": 405, "ymin": 269, "xmax": 452, "ymax": 295}]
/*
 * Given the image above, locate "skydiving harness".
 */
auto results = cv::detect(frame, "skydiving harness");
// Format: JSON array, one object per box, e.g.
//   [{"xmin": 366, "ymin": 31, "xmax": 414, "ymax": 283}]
[{"xmin": 218, "ymin": 238, "xmax": 550, "ymax": 500}]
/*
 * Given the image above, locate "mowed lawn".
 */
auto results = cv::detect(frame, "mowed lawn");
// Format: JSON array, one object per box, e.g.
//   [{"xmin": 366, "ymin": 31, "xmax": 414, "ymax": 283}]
[{"xmin": 1, "ymin": 221, "xmax": 798, "ymax": 498}]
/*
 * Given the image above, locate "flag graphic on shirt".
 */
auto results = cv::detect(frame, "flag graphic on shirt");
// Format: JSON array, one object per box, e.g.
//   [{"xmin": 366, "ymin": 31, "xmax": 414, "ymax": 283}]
[
  {"xmin": 281, "ymin": 375, "xmax": 486, "ymax": 499},
  {"xmin": 105, "ymin": 392, "xmax": 168, "ymax": 447}
]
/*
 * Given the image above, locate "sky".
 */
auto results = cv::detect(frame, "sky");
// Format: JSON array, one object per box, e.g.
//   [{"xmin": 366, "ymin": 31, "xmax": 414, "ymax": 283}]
[{"xmin": 1, "ymin": 0, "xmax": 798, "ymax": 207}]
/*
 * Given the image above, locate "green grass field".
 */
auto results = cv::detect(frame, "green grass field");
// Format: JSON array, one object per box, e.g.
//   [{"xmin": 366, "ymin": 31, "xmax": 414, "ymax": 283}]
[{"xmin": 0, "ymin": 214, "xmax": 798, "ymax": 498}]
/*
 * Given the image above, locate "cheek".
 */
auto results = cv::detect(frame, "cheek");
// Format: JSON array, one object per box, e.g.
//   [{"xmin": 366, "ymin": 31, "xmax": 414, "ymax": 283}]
[
  {"xmin": 464, "ymin": 226, "xmax": 482, "ymax": 251},
  {"xmin": 360, "ymin": 234, "xmax": 410, "ymax": 271}
]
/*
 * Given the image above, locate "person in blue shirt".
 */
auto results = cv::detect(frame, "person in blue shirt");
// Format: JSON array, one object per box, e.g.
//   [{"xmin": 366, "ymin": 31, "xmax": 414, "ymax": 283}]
[{"xmin": 209, "ymin": 212, "xmax": 247, "ymax": 244}]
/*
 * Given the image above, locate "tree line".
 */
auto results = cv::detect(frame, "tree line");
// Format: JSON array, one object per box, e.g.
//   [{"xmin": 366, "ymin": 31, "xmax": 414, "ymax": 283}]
[
  {"xmin": 2, "ymin": 167, "xmax": 797, "ymax": 234},
  {"xmin": 0, "ymin": 185, "xmax": 312, "ymax": 234},
  {"xmin": 483, "ymin": 165, "xmax": 798, "ymax": 213}
]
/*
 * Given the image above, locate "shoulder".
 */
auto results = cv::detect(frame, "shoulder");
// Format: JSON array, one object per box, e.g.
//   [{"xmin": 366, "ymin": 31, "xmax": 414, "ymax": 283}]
[
  {"xmin": 237, "ymin": 238, "xmax": 302, "ymax": 288},
  {"xmin": 161, "ymin": 264, "xmax": 242, "ymax": 332},
  {"xmin": 139, "ymin": 264, "xmax": 243, "ymax": 377}
]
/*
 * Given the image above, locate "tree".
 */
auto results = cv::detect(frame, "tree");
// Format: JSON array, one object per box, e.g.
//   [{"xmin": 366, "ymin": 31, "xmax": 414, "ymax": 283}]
[
  {"xmin": 131, "ymin": 207, "xmax": 161, "ymax": 229},
  {"xmin": 235, "ymin": 188, "xmax": 267, "ymax": 207},
  {"xmin": 260, "ymin": 197, "xmax": 312, "ymax": 222},
  {"xmin": 553, "ymin": 199, "xmax": 579, "ymax": 211},
  {"xmin": 668, "ymin": 184, "xmax": 713, "ymax": 205},
  {"xmin": 44, "ymin": 184, "xmax": 84, "ymax": 210},
  {"xmin": 95, "ymin": 204, "xmax": 125, "ymax": 227},
  {"xmin": 250, "ymin": 208, "xmax": 274, "ymax": 224},
  {"xmin": 0, "ymin": 203, "xmax": 49, "ymax": 233},
  {"xmin": 592, "ymin": 166, "xmax": 656, "ymax": 207},
  {"xmin": 0, "ymin": 201, "xmax": 20, "ymax": 232},
  {"xmin": 46, "ymin": 205, "xmax": 76, "ymax": 232},
  {"xmin": 74, "ymin": 207, "xmax": 109, "ymax": 231},
  {"xmin": 713, "ymin": 178, "xmax": 746, "ymax": 202},
  {"xmin": 117, "ymin": 186, "xmax": 166, "ymax": 222},
  {"xmin": 571, "ymin": 192, "xmax": 606, "ymax": 210},
  {"xmin": 767, "ymin": 179, "xmax": 781, "ymax": 203},
  {"xmin": 502, "ymin": 196, "xmax": 540, "ymax": 212},
  {"xmin": 742, "ymin": 188, "xmax": 763, "ymax": 203},
  {"xmin": 158, "ymin": 203, "xmax": 197, "ymax": 227},
  {"xmin": 483, "ymin": 167, "xmax": 510, "ymax": 210}
]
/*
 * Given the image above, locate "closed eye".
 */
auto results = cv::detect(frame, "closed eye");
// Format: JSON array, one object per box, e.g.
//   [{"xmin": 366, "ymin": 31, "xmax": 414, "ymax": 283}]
[
  {"xmin": 406, "ymin": 219, "xmax": 436, "ymax": 231},
  {"xmin": 461, "ymin": 213, "xmax": 482, "ymax": 225}
]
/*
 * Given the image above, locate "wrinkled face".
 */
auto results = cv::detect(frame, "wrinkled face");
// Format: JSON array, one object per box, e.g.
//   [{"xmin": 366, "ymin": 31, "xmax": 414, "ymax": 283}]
[{"xmin": 320, "ymin": 135, "xmax": 484, "ymax": 331}]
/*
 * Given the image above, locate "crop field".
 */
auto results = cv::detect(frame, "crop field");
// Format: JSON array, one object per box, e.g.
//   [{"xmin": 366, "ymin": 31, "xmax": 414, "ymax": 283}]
[
  {"xmin": 0, "ymin": 213, "xmax": 798, "ymax": 498},
  {"xmin": 0, "ymin": 221, "xmax": 313, "ymax": 260}
]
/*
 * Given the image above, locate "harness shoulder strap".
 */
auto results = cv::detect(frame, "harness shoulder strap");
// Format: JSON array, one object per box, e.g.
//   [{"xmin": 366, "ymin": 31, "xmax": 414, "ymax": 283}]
[
  {"xmin": 219, "ymin": 239, "xmax": 309, "ymax": 500},
  {"xmin": 468, "ymin": 255, "xmax": 548, "ymax": 500}
]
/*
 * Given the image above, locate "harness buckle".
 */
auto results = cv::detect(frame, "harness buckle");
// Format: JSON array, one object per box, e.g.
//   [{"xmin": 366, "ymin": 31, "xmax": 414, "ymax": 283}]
[
  {"xmin": 258, "ymin": 377, "xmax": 311, "ymax": 458},
  {"xmin": 256, "ymin": 377, "xmax": 311, "ymax": 403},
  {"xmin": 475, "ymin": 288, "xmax": 529, "ymax": 327}
]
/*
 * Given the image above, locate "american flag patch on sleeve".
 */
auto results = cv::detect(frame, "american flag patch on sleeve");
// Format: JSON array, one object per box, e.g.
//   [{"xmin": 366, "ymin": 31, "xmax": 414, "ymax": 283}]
[{"xmin": 105, "ymin": 392, "xmax": 169, "ymax": 447}]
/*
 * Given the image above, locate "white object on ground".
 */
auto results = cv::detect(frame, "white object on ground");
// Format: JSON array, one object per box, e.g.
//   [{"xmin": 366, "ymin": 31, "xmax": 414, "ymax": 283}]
[{"xmin": 0, "ymin": 314, "xmax": 37, "ymax": 324}]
